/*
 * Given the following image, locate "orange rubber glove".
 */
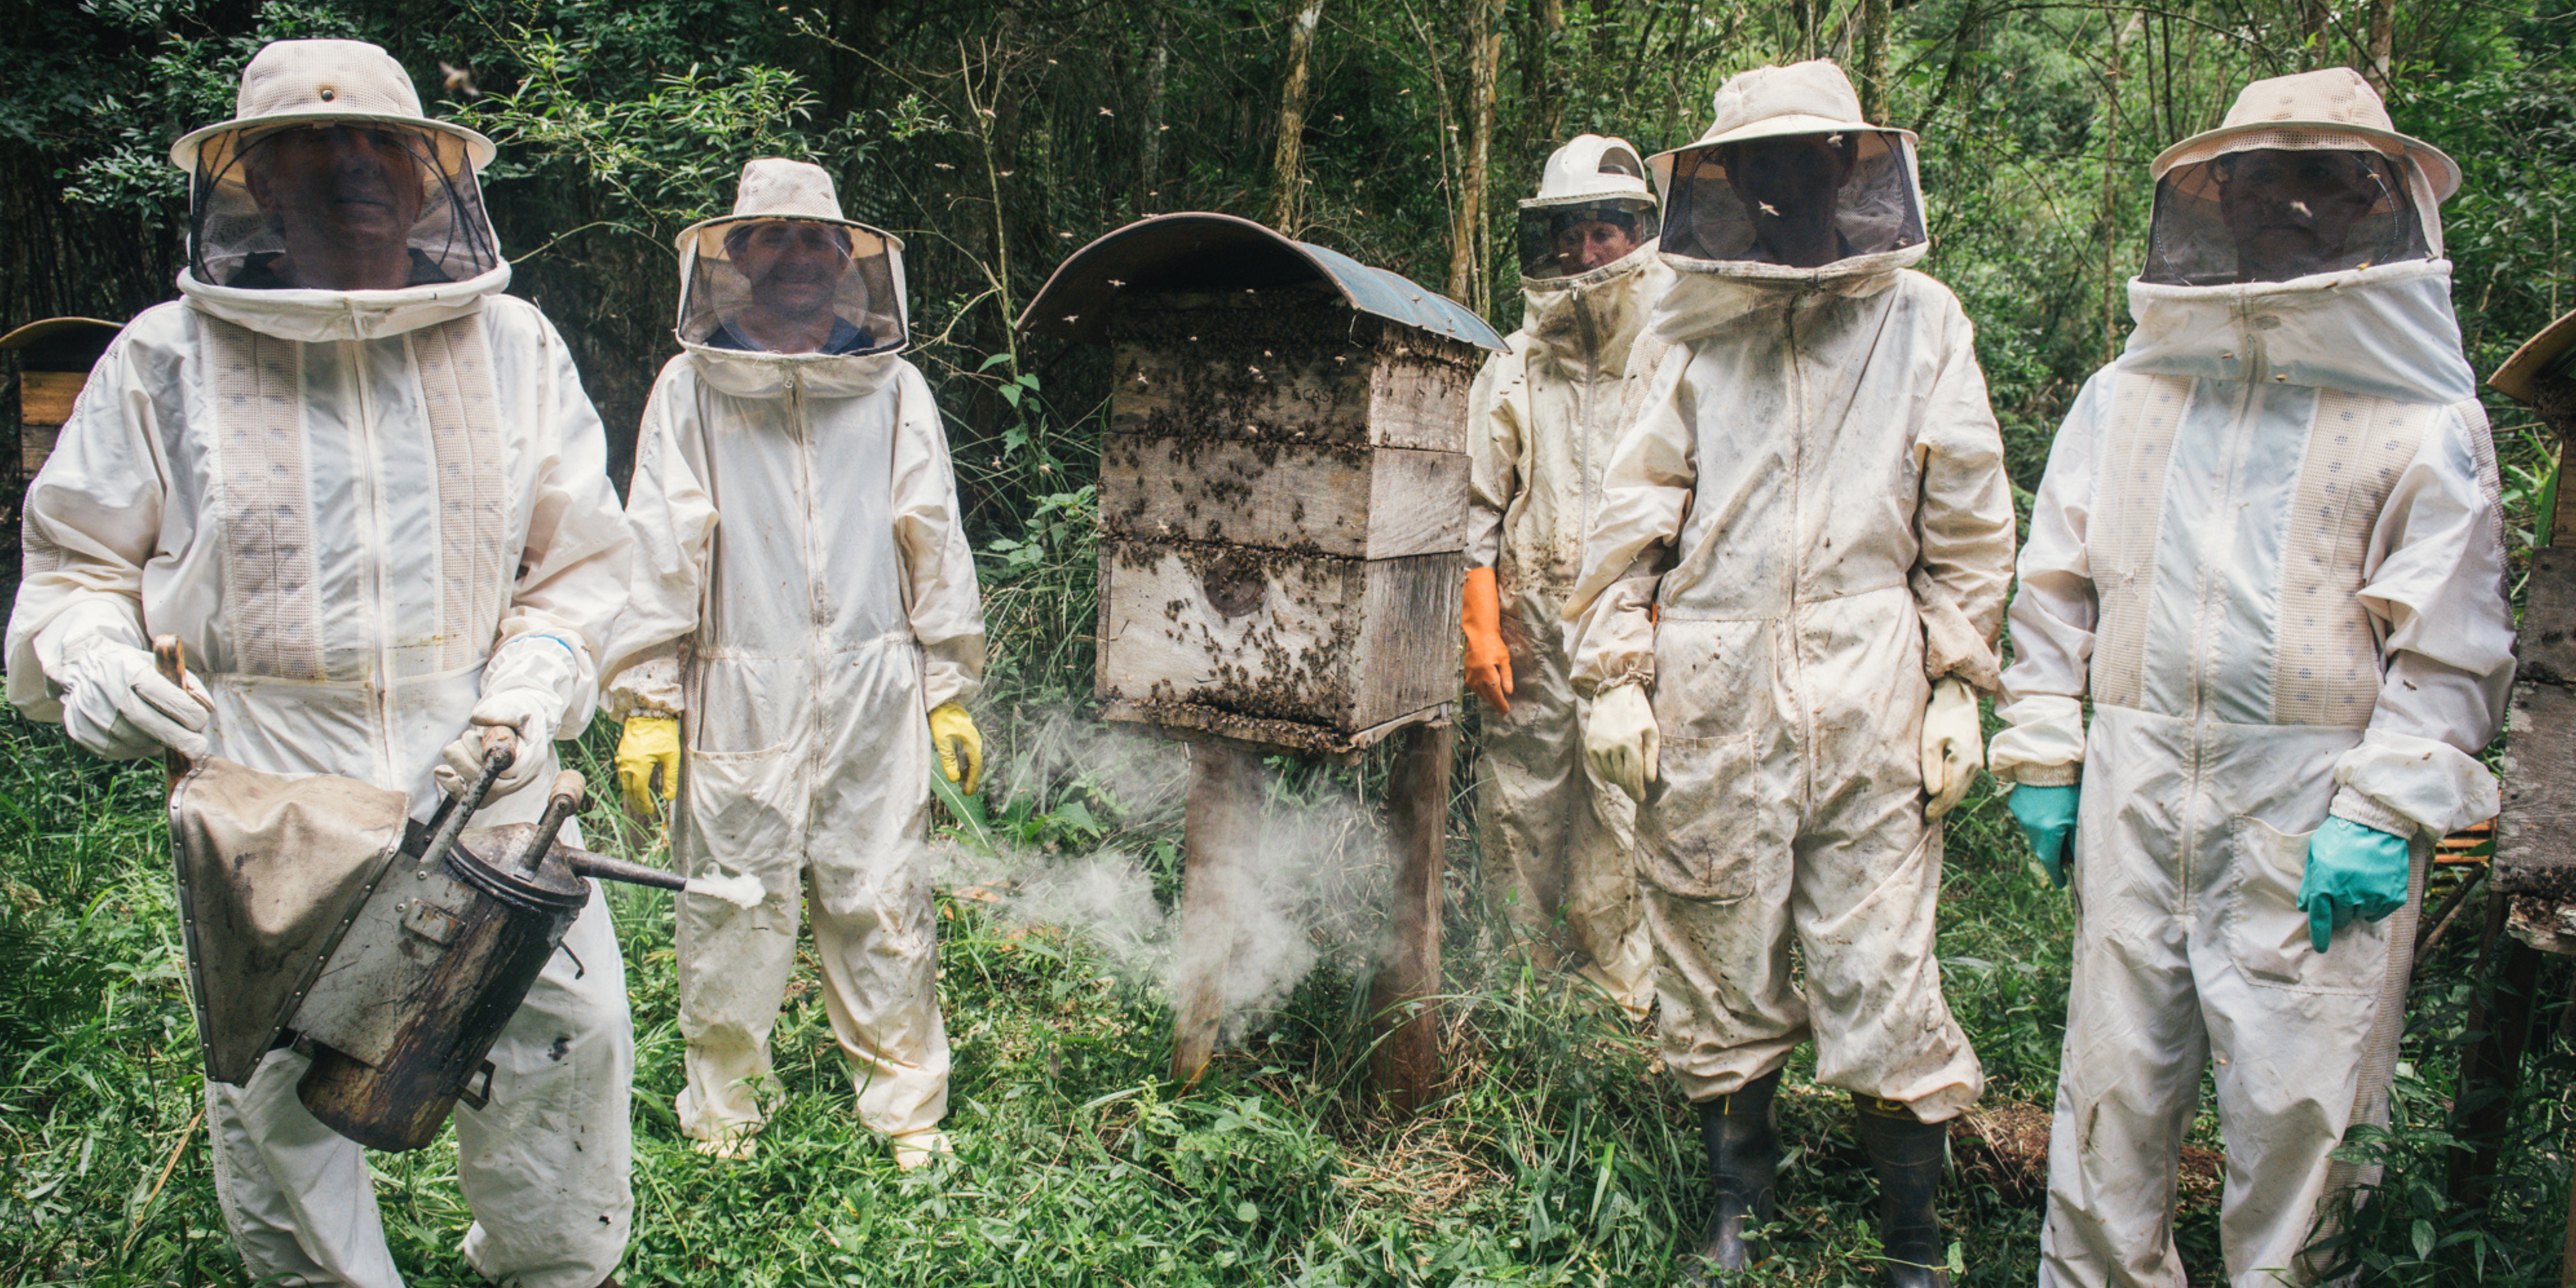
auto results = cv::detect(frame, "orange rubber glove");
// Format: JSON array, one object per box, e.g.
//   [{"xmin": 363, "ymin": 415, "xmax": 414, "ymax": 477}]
[{"xmin": 1462, "ymin": 566, "xmax": 1513, "ymax": 715}]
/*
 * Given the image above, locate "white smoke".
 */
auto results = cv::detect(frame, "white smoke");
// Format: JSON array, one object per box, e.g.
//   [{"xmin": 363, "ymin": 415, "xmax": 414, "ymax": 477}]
[{"xmin": 934, "ymin": 708, "xmax": 1394, "ymax": 1050}]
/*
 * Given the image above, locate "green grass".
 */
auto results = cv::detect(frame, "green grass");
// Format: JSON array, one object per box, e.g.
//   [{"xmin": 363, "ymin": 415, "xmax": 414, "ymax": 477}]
[{"xmin": 0, "ymin": 697, "xmax": 2568, "ymax": 1286}]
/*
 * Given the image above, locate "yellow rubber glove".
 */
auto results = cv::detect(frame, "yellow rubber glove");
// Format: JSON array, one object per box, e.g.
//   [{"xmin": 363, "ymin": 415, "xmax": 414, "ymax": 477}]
[
  {"xmin": 1920, "ymin": 678, "xmax": 1985, "ymax": 821},
  {"xmin": 929, "ymin": 701, "xmax": 984, "ymax": 795},
  {"xmin": 1461, "ymin": 566, "xmax": 1513, "ymax": 715},
  {"xmin": 616, "ymin": 715, "xmax": 681, "ymax": 822}
]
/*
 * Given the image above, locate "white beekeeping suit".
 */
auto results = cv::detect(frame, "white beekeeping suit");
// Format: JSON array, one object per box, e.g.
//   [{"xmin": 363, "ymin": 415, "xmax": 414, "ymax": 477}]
[
  {"xmin": 604, "ymin": 158, "xmax": 986, "ymax": 1166},
  {"xmin": 5, "ymin": 40, "xmax": 632, "ymax": 1288},
  {"xmin": 1563, "ymin": 60, "xmax": 2015, "ymax": 1288},
  {"xmin": 1464, "ymin": 134, "xmax": 1670, "ymax": 1018},
  {"xmin": 1991, "ymin": 68, "xmax": 2512, "ymax": 1288}
]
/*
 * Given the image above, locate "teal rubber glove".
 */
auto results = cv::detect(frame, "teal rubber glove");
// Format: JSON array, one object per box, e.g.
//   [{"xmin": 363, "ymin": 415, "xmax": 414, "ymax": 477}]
[
  {"xmin": 2008, "ymin": 784, "xmax": 2080, "ymax": 888},
  {"xmin": 2298, "ymin": 817, "xmax": 2412, "ymax": 953}
]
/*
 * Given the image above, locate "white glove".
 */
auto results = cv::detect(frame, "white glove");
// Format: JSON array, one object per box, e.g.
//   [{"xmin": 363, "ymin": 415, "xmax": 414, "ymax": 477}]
[
  {"xmin": 57, "ymin": 643, "xmax": 212, "ymax": 763},
  {"xmin": 435, "ymin": 686, "xmax": 561, "ymax": 803},
  {"xmin": 1920, "ymin": 677, "xmax": 1984, "ymax": 821},
  {"xmin": 1584, "ymin": 683, "xmax": 1659, "ymax": 804},
  {"xmin": 435, "ymin": 634, "xmax": 583, "ymax": 802}
]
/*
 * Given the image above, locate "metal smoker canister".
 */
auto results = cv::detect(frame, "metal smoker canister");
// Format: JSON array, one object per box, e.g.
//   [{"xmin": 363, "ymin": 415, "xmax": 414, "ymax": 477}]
[{"xmin": 294, "ymin": 776, "xmax": 592, "ymax": 1152}]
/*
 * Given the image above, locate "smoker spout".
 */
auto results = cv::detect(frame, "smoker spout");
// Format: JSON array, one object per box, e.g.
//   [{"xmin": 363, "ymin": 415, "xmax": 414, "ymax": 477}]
[{"xmin": 560, "ymin": 848, "xmax": 687, "ymax": 893}]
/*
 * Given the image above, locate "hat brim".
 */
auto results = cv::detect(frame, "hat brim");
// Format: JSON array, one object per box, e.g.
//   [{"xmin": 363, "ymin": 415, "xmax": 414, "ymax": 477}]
[
  {"xmin": 2491, "ymin": 306, "xmax": 2576, "ymax": 405},
  {"xmin": 676, "ymin": 213, "xmax": 906, "ymax": 257},
  {"xmin": 170, "ymin": 110, "xmax": 496, "ymax": 176},
  {"xmin": 1518, "ymin": 189, "xmax": 1657, "ymax": 212},
  {"xmin": 2150, "ymin": 119, "xmax": 2460, "ymax": 203},
  {"xmin": 1648, "ymin": 118, "xmax": 1917, "ymax": 190}
]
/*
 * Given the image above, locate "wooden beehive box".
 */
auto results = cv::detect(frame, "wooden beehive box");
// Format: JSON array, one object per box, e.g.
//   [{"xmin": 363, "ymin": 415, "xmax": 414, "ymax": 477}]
[
  {"xmin": 3, "ymin": 318, "xmax": 121, "ymax": 510},
  {"xmin": 1022, "ymin": 215, "xmax": 1503, "ymax": 756}
]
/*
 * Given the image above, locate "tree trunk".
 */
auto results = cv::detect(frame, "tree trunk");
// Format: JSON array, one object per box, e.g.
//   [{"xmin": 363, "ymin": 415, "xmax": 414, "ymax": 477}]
[
  {"xmin": 1265, "ymin": 0, "xmax": 1328, "ymax": 231},
  {"xmin": 1142, "ymin": 10, "xmax": 1171, "ymax": 211},
  {"xmin": 2362, "ymin": 0, "xmax": 2396, "ymax": 96},
  {"xmin": 2099, "ymin": 8, "xmax": 2135, "ymax": 364},
  {"xmin": 2303, "ymin": 0, "xmax": 2332, "ymax": 68},
  {"xmin": 1517, "ymin": 0, "xmax": 1566, "ymax": 157},
  {"xmin": 1446, "ymin": 0, "xmax": 1502, "ymax": 310},
  {"xmin": 1860, "ymin": 0, "xmax": 1891, "ymax": 123}
]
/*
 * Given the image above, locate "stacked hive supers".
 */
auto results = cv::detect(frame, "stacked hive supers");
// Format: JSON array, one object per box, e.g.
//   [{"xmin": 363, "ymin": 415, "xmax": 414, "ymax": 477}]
[{"xmin": 1094, "ymin": 281, "xmax": 1479, "ymax": 757}]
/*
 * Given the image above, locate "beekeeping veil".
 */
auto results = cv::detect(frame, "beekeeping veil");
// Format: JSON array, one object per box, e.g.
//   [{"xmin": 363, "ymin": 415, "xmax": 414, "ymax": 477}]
[
  {"xmin": 678, "ymin": 159, "xmax": 907, "ymax": 361},
  {"xmin": 167, "ymin": 758, "xmax": 411, "ymax": 1086},
  {"xmin": 173, "ymin": 39, "xmax": 501, "ymax": 291},
  {"xmin": 1516, "ymin": 135, "xmax": 1661, "ymax": 280},
  {"xmin": 1648, "ymin": 60, "xmax": 1927, "ymax": 282},
  {"xmin": 2142, "ymin": 67, "xmax": 2455, "ymax": 286}
]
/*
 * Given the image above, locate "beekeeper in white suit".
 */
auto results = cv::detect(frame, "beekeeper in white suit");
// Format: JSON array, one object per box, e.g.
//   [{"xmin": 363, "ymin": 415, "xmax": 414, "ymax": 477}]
[
  {"xmin": 1991, "ymin": 68, "xmax": 2511, "ymax": 1287},
  {"xmin": 1565, "ymin": 60, "xmax": 2014, "ymax": 1287},
  {"xmin": 1462, "ymin": 134, "xmax": 1668, "ymax": 1019},
  {"xmin": 7, "ymin": 39, "xmax": 632, "ymax": 1288},
  {"xmin": 606, "ymin": 158, "xmax": 986, "ymax": 1169}
]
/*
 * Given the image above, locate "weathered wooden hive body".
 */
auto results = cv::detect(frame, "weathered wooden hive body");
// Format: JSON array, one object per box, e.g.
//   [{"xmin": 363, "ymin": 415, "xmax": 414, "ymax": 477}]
[
  {"xmin": 2, "ymin": 317, "xmax": 121, "ymax": 522},
  {"xmin": 1023, "ymin": 214, "xmax": 1505, "ymax": 756}
]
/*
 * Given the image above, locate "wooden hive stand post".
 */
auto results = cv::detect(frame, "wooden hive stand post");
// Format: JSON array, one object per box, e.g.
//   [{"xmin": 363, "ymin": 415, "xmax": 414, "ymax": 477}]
[{"xmin": 1366, "ymin": 719, "xmax": 1453, "ymax": 1114}]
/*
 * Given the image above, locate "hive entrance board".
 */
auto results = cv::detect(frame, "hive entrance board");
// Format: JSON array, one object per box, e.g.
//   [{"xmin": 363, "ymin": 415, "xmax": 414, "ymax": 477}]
[{"xmin": 1093, "ymin": 286, "xmax": 1477, "ymax": 755}]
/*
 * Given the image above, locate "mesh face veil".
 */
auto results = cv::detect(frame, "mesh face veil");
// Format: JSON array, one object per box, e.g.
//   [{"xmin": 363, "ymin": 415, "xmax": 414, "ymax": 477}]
[
  {"xmin": 189, "ymin": 123, "xmax": 500, "ymax": 290},
  {"xmin": 679, "ymin": 217, "xmax": 906, "ymax": 356},
  {"xmin": 1660, "ymin": 129, "xmax": 1924, "ymax": 270},
  {"xmin": 1516, "ymin": 199, "xmax": 1661, "ymax": 279},
  {"xmin": 2143, "ymin": 132, "xmax": 2438, "ymax": 285}
]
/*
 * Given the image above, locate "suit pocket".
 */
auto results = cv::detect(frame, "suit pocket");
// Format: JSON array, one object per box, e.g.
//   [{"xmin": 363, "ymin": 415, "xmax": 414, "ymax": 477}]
[
  {"xmin": 1636, "ymin": 729, "xmax": 1764, "ymax": 903},
  {"xmin": 2224, "ymin": 816, "xmax": 2390, "ymax": 996}
]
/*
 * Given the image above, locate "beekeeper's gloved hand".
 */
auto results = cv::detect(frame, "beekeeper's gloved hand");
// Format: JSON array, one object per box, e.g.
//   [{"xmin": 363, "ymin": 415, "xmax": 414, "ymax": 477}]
[
  {"xmin": 929, "ymin": 701, "xmax": 983, "ymax": 795},
  {"xmin": 57, "ymin": 641, "xmax": 212, "ymax": 762},
  {"xmin": 2299, "ymin": 817, "xmax": 2412, "ymax": 953},
  {"xmin": 1584, "ymin": 683, "xmax": 1658, "ymax": 804},
  {"xmin": 2009, "ymin": 783, "xmax": 2079, "ymax": 888},
  {"xmin": 616, "ymin": 715, "xmax": 681, "ymax": 821},
  {"xmin": 435, "ymin": 634, "xmax": 578, "ymax": 802},
  {"xmin": 1920, "ymin": 678, "xmax": 1983, "ymax": 821},
  {"xmin": 1461, "ymin": 566, "xmax": 1513, "ymax": 716}
]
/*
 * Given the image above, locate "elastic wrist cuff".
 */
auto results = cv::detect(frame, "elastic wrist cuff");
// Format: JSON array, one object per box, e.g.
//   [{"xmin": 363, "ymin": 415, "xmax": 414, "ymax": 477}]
[{"xmin": 2329, "ymin": 789, "xmax": 2419, "ymax": 842}]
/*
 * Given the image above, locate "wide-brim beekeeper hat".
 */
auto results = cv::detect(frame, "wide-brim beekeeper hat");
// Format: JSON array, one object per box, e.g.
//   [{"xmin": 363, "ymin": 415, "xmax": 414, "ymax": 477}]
[
  {"xmin": 168, "ymin": 39, "xmax": 493, "ymax": 181},
  {"xmin": 675, "ymin": 158, "xmax": 910, "ymax": 361},
  {"xmin": 1525, "ymin": 135, "xmax": 1656, "ymax": 211},
  {"xmin": 1647, "ymin": 59, "xmax": 1917, "ymax": 193},
  {"xmin": 2150, "ymin": 67, "xmax": 2459, "ymax": 203}
]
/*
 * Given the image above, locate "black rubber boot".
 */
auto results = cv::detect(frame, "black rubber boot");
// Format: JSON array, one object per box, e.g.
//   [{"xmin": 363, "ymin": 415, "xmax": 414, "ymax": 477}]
[
  {"xmin": 1852, "ymin": 1096, "xmax": 1952, "ymax": 1288},
  {"xmin": 1686, "ymin": 1069, "xmax": 1781, "ymax": 1283}
]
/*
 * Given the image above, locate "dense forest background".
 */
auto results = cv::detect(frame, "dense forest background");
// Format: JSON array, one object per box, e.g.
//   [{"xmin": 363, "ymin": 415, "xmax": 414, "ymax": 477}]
[
  {"xmin": 9, "ymin": 0, "xmax": 2576, "ymax": 527},
  {"xmin": 5, "ymin": 1, "xmax": 2576, "ymax": 1284}
]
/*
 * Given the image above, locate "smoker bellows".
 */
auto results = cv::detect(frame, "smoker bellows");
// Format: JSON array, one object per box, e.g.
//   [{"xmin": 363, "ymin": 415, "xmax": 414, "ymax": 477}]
[{"xmin": 1023, "ymin": 214, "xmax": 1506, "ymax": 756}]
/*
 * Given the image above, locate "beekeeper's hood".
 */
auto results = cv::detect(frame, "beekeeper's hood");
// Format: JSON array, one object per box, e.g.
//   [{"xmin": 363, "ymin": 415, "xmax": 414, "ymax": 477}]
[
  {"xmin": 2141, "ymin": 67, "xmax": 2455, "ymax": 287},
  {"xmin": 1516, "ymin": 135, "xmax": 1661, "ymax": 284},
  {"xmin": 676, "ymin": 158, "xmax": 909, "ymax": 399},
  {"xmin": 174, "ymin": 39, "xmax": 508, "ymax": 341},
  {"xmin": 1647, "ymin": 60, "xmax": 1927, "ymax": 288}
]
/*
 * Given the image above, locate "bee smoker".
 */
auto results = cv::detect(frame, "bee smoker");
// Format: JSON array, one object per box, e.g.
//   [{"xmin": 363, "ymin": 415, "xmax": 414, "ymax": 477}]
[
  {"xmin": 169, "ymin": 720, "xmax": 707, "ymax": 1153},
  {"xmin": 288, "ymin": 747, "xmax": 698, "ymax": 1152}
]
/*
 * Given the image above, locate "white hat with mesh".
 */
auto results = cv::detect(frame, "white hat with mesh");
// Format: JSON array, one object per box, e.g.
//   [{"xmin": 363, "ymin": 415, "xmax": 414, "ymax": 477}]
[{"xmin": 2151, "ymin": 67, "xmax": 2458, "ymax": 203}]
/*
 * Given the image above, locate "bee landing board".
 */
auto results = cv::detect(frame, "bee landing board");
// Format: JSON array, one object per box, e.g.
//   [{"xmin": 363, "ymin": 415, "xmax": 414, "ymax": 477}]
[{"xmin": 1093, "ymin": 286, "xmax": 1477, "ymax": 756}]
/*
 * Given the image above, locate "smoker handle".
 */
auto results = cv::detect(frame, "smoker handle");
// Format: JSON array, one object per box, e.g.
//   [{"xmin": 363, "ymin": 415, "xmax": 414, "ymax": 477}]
[
  {"xmin": 152, "ymin": 636, "xmax": 193, "ymax": 792},
  {"xmin": 413, "ymin": 742, "xmax": 516, "ymax": 878},
  {"xmin": 511, "ymin": 772, "xmax": 588, "ymax": 874}
]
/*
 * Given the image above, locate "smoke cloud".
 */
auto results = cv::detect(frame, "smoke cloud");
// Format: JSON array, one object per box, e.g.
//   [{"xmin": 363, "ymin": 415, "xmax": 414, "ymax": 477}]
[{"xmin": 933, "ymin": 708, "xmax": 1394, "ymax": 1050}]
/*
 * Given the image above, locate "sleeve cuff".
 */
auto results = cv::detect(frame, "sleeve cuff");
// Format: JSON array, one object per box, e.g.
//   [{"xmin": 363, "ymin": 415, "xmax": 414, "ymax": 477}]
[
  {"xmin": 603, "ymin": 648, "xmax": 686, "ymax": 722},
  {"xmin": 1986, "ymin": 693, "xmax": 2085, "ymax": 786},
  {"xmin": 2327, "ymin": 788, "xmax": 2418, "ymax": 840},
  {"xmin": 2329, "ymin": 728, "xmax": 2499, "ymax": 841}
]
